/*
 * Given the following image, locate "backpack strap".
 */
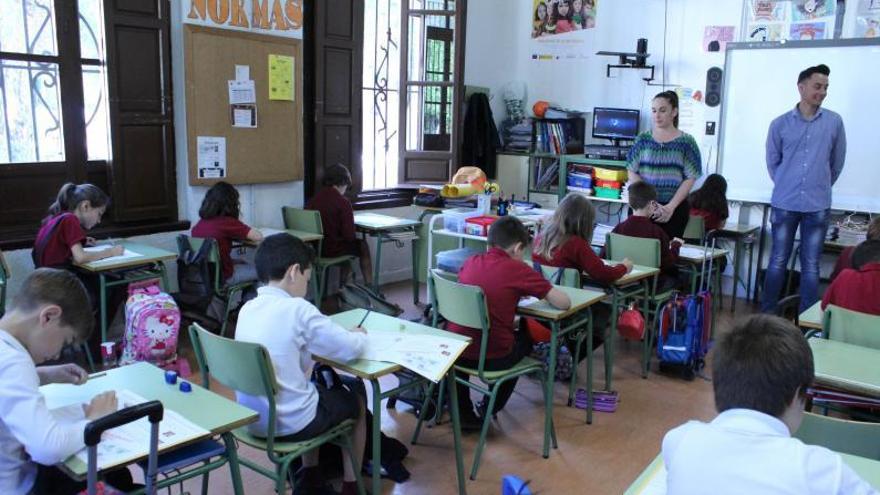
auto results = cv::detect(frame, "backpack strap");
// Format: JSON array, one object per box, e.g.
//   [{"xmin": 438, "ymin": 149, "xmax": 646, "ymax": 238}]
[
  {"xmin": 32, "ymin": 213, "xmax": 74, "ymax": 268},
  {"xmin": 532, "ymin": 261, "xmax": 565, "ymax": 285}
]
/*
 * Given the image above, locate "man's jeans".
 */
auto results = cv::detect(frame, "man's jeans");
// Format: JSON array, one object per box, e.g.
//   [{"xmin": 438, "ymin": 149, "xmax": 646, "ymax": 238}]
[{"xmin": 761, "ymin": 207, "xmax": 830, "ymax": 313}]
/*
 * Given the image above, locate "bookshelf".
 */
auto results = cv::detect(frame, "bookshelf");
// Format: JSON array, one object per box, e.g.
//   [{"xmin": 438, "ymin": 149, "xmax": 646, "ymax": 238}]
[{"xmin": 527, "ymin": 118, "xmax": 586, "ymax": 204}]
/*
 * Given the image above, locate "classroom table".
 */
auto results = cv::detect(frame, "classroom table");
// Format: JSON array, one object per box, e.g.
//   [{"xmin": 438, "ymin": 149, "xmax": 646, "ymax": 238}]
[
  {"xmin": 322, "ymin": 309, "xmax": 469, "ymax": 495},
  {"xmin": 75, "ymin": 241, "xmax": 177, "ymax": 344},
  {"xmin": 810, "ymin": 337, "xmax": 880, "ymax": 399},
  {"xmin": 623, "ymin": 452, "xmax": 880, "ymax": 494},
  {"xmin": 257, "ymin": 226, "xmax": 323, "ymax": 243},
  {"xmin": 677, "ymin": 244, "xmax": 729, "ymax": 338},
  {"xmin": 799, "ymin": 301, "xmax": 823, "ymax": 330},
  {"xmin": 517, "ymin": 285, "xmax": 607, "ymax": 425},
  {"xmin": 353, "ymin": 213, "xmax": 422, "ymax": 303},
  {"xmin": 715, "ymin": 223, "xmax": 760, "ymax": 312},
  {"xmin": 41, "ymin": 362, "xmax": 258, "ymax": 494}
]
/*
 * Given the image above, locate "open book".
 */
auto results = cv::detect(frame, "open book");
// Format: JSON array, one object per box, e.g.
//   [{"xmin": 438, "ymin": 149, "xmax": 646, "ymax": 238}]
[
  {"xmin": 359, "ymin": 322, "xmax": 469, "ymax": 383},
  {"xmin": 52, "ymin": 389, "xmax": 207, "ymax": 470}
]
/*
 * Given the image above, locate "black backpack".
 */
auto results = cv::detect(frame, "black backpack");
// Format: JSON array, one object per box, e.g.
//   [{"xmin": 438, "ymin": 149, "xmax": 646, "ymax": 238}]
[{"xmin": 174, "ymin": 235, "xmax": 221, "ymax": 331}]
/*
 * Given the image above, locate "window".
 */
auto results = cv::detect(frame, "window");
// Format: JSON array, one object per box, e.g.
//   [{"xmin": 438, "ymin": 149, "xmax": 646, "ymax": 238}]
[
  {"xmin": 360, "ymin": 0, "xmax": 464, "ymax": 191},
  {"xmin": 0, "ymin": 0, "xmax": 179, "ymax": 246}
]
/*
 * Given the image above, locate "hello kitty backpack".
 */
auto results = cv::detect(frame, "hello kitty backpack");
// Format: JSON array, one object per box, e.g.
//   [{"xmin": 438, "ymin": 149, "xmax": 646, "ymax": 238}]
[{"xmin": 120, "ymin": 279, "xmax": 182, "ymax": 372}]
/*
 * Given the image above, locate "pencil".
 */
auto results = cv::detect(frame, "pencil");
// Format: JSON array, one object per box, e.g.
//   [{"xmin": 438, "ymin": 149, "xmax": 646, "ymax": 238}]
[
  {"xmin": 358, "ymin": 310, "xmax": 371, "ymax": 327},
  {"xmin": 89, "ymin": 372, "xmax": 107, "ymax": 379}
]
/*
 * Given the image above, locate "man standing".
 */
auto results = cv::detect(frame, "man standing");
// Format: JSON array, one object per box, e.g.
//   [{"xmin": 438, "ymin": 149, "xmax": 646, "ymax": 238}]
[{"xmin": 761, "ymin": 64, "xmax": 847, "ymax": 313}]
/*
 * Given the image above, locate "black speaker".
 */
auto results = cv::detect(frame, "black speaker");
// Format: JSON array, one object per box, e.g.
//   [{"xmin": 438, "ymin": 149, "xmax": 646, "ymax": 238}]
[
  {"xmin": 706, "ymin": 67, "xmax": 723, "ymax": 108},
  {"xmin": 635, "ymin": 38, "xmax": 648, "ymax": 67}
]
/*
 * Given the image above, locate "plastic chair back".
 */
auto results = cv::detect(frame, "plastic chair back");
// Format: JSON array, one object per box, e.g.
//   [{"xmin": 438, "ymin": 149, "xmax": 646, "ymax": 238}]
[
  {"xmin": 794, "ymin": 412, "xmax": 880, "ymax": 460},
  {"xmin": 607, "ymin": 233, "xmax": 661, "ymax": 268},
  {"xmin": 189, "ymin": 323, "xmax": 277, "ymax": 398},
  {"xmin": 536, "ymin": 264, "xmax": 580, "ymax": 288},
  {"xmin": 683, "ymin": 215, "xmax": 705, "ymax": 243},
  {"xmin": 430, "ymin": 269, "xmax": 489, "ymax": 330},
  {"xmin": 282, "ymin": 207, "xmax": 324, "ymax": 235},
  {"xmin": 822, "ymin": 305, "xmax": 880, "ymax": 350}
]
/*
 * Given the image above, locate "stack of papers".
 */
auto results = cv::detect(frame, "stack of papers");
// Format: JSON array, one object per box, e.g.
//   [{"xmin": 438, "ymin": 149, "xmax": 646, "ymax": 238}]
[
  {"xmin": 83, "ymin": 246, "xmax": 142, "ymax": 263},
  {"xmin": 359, "ymin": 323, "xmax": 469, "ymax": 382}
]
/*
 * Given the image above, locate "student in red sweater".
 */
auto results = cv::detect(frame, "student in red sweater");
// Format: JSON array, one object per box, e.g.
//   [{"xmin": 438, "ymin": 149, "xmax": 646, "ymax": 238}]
[
  {"xmin": 604, "ymin": 181, "xmax": 683, "ymax": 289},
  {"xmin": 822, "ymin": 239, "xmax": 880, "ymax": 315},
  {"xmin": 448, "ymin": 216, "xmax": 571, "ymax": 429},
  {"xmin": 830, "ymin": 217, "xmax": 880, "ymax": 282},
  {"xmin": 192, "ymin": 182, "xmax": 263, "ymax": 285},
  {"xmin": 305, "ymin": 164, "xmax": 373, "ymax": 286},
  {"xmin": 688, "ymin": 174, "xmax": 729, "ymax": 232},
  {"xmin": 532, "ymin": 193, "xmax": 632, "ymax": 351}
]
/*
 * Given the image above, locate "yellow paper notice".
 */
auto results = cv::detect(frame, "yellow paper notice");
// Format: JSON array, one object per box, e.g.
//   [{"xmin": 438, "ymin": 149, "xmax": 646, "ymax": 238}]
[{"xmin": 268, "ymin": 54, "xmax": 294, "ymax": 101}]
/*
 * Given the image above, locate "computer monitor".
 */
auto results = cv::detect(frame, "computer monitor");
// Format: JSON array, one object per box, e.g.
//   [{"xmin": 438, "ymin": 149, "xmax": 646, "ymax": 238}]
[{"xmin": 592, "ymin": 107, "xmax": 640, "ymax": 144}]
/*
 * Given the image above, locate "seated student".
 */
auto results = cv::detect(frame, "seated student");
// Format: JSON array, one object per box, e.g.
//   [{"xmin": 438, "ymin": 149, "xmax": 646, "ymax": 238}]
[
  {"xmin": 602, "ymin": 181, "xmax": 683, "ymax": 288},
  {"xmin": 235, "ymin": 233, "xmax": 367, "ymax": 495},
  {"xmin": 192, "ymin": 181, "xmax": 263, "ymax": 286},
  {"xmin": 831, "ymin": 217, "xmax": 880, "ymax": 282},
  {"xmin": 0, "ymin": 268, "xmax": 129, "ymax": 495},
  {"xmin": 688, "ymin": 173, "xmax": 729, "ymax": 232},
  {"xmin": 821, "ymin": 239, "xmax": 880, "ymax": 316},
  {"xmin": 306, "ymin": 163, "xmax": 373, "ymax": 286},
  {"xmin": 447, "ymin": 216, "xmax": 571, "ymax": 428},
  {"xmin": 532, "ymin": 193, "xmax": 632, "ymax": 351},
  {"xmin": 663, "ymin": 314, "xmax": 877, "ymax": 495}
]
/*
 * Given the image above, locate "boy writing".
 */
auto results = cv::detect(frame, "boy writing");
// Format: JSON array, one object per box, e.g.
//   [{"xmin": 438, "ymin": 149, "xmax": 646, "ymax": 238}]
[
  {"xmin": 235, "ymin": 233, "xmax": 367, "ymax": 495},
  {"xmin": 0, "ymin": 268, "xmax": 119, "ymax": 495},
  {"xmin": 822, "ymin": 239, "xmax": 880, "ymax": 315},
  {"xmin": 662, "ymin": 314, "xmax": 877, "ymax": 494},
  {"xmin": 446, "ymin": 216, "xmax": 571, "ymax": 429}
]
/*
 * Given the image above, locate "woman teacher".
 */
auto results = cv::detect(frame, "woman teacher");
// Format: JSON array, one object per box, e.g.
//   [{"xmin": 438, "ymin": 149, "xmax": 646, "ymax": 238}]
[{"xmin": 626, "ymin": 90, "xmax": 703, "ymax": 239}]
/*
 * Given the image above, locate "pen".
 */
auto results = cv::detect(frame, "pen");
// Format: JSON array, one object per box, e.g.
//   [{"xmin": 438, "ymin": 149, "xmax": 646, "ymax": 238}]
[
  {"xmin": 358, "ymin": 310, "xmax": 371, "ymax": 327},
  {"xmin": 89, "ymin": 372, "xmax": 107, "ymax": 379}
]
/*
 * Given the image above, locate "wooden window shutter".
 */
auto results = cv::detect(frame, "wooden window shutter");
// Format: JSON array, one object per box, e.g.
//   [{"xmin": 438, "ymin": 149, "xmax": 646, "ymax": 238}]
[{"xmin": 103, "ymin": 0, "xmax": 177, "ymax": 222}]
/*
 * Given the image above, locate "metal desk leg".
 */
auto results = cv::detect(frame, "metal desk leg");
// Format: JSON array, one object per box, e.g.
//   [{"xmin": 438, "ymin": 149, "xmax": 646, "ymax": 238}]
[
  {"xmin": 746, "ymin": 239, "xmax": 755, "ymax": 303},
  {"xmin": 222, "ymin": 432, "xmax": 245, "ymax": 495},
  {"xmin": 543, "ymin": 321, "xmax": 560, "ymax": 459},
  {"xmin": 605, "ymin": 289, "xmax": 619, "ymax": 391},
  {"xmin": 99, "ymin": 273, "xmax": 108, "ymax": 343},
  {"xmin": 446, "ymin": 369, "xmax": 468, "ymax": 495},
  {"xmin": 411, "ymin": 230, "xmax": 420, "ymax": 305},
  {"xmin": 731, "ymin": 236, "xmax": 743, "ymax": 312},
  {"xmin": 369, "ymin": 379, "xmax": 383, "ymax": 495},
  {"xmin": 585, "ymin": 311, "xmax": 594, "ymax": 424},
  {"xmin": 372, "ymin": 233, "xmax": 383, "ymax": 293}
]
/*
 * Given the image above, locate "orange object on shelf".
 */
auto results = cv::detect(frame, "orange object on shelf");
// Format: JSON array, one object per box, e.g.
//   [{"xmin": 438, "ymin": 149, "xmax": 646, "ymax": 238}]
[
  {"xmin": 533, "ymin": 100, "xmax": 550, "ymax": 118},
  {"xmin": 595, "ymin": 179, "xmax": 622, "ymax": 189}
]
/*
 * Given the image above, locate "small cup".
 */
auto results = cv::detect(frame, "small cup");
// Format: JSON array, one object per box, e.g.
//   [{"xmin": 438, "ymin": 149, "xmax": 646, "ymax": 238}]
[
  {"xmin": 100, "ymin": 342, "xmax": 117, "ymax": 368},
  {"xmin": 165, "ymin": 370, "xmax": 178, "ymax": 385}
]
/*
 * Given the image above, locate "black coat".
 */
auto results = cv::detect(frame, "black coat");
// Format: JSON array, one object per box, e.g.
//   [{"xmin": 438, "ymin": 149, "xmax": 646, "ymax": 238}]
[{"xmin": 461, "ymin": 93, "xmax": 501, "ymax": 179}]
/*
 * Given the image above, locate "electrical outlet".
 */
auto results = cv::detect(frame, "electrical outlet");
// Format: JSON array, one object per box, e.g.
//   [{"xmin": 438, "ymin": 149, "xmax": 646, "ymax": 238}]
[{"xmin": 705, "ymin": 121, "xmax": 716, "ymax": 136}]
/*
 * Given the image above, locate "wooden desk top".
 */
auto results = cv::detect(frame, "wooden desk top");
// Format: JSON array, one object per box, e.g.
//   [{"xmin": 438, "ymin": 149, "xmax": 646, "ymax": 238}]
[
  {"xmin": 75, "ymin": 241, "xmax": 177, "ymax": 272},
  {"xmin": 517, "ymin": 285, "xmax": 607, "ymax": 320},
  {"xmin": 799, "ymin": 301, "xmax": 823, "ymax": 330},
  {"xmin": 718, "ymin": 223, "xmax": 761, "ymax": 235},
  {"xmin": 41, "ymin": 362, "xmax": 258, "ymax": 477},
  {"xmin": 601, "ymin": 260, "xmax": 660, "ymax": 286},
  {"xmin": 810, "ymin": 338, "xmax": 880, "ymax": 398},
  {"xmin": 321, "ymin": 310, "xmax": 469, "ymax": 381},
  {"xmin": 354, "ymin": 213, "xmax": 421, "ymax": 231}
]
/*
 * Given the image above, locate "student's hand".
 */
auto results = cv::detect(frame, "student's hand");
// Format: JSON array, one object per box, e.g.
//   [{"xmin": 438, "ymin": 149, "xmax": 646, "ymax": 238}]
[
  {"xmin": 41, "ymin": 363, "xmax": 89, "ymax": 385},
  {"xmin": 83, "ymin": 391, "xmax": 118, "ymax": 420},
  {"xmin": 351, "ymin": 326, "xmax": 367, "ymax": 334},
  {"xmin": 106, "ymin": 245, "xmax": 124, "ymax": 257},
  {"xmin": 671, "ymin": 237, "xmax": 684, "ymax": 247},
  {"xmin": 652, "ymin": 203, "xmax": 674, "ymax": 223},
  {"xmin": 621, "ymin": 258, "xmax": 634, "ymax": 273},
  {"xmin": 85, "ymin": 237, "xmax": 97, "ymax": 247}
]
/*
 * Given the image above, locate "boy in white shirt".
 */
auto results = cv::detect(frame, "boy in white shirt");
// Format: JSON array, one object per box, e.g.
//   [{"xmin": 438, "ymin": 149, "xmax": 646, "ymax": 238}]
[
  {"xmin": 0, "ymin": 268, "xmax": 119, "ymax": 495},
  {"xmin": 235, "ymin": 233, "xmax": 367, "ymax": 495},
  {"xmin": 662, "ymin": 314, "xmax": 878, "ymax": 495}
]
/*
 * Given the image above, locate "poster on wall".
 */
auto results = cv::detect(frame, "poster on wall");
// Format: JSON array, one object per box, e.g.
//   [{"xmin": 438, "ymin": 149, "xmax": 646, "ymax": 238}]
[
  {"xmin": 530, "ymin": 0, "xmax": 598, "ymax": 61},
  {"xmin": 183, "ymin": 0, "xmax": 303, "ymax": 39},
  {"xmin": 703, "ymin": 26, "xmax": 736, "ymax": 52},
  {"xmin": 742, "ymin": 0, "xmax": 835, "ymax": 41},
  {"xmin": 855, "ymin": 0, "xmax": 880, "ymax": 37}
]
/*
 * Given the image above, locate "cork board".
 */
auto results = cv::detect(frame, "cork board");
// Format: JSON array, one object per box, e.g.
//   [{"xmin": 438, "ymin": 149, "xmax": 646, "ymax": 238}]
[{"xmin": 184, "ymin": 25, "xmax": 303, "ymax": 185}]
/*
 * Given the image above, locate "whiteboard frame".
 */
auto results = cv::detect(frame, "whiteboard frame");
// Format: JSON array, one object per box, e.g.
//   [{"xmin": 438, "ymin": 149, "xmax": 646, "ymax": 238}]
[{"xmin": 718, "ymin": 38, "xmax": 880, "ymax": 210}]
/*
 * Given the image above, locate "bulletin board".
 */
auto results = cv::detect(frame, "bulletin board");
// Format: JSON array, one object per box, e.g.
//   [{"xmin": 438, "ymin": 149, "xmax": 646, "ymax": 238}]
[{"xmin": 184, "ymin": 25, "xmax": 303, "ymax": 185}]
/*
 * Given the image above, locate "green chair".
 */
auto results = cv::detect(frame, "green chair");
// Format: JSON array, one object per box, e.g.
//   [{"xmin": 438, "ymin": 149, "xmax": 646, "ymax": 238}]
[
  {"xmin": 281, "ymin": 206, "xmax": 357, "ymax": 302},
  {"xmin": 416, "ymin": 270, "xmax": 557, "ymax": 480},
  {"xmin": 189, "ymin": 324, "xmax": 365, "ymax": 495},
  {"xmin": 682, "ymin": 215, "xmax": 705, "ymax": 244},
  {"xmin": 794, "ymin": 412, "xmax": 880, "ymax": 460},
  {"xmin": 177, "ymin": 235, "xmax": 255, "ymax": 338},
  {"xmin": 821, "ymin": 305, "xmax": 880, "ymax": 350},
  {"xmin": 606, "ymin": 233, "xmax": 673, "ymax": 378}
]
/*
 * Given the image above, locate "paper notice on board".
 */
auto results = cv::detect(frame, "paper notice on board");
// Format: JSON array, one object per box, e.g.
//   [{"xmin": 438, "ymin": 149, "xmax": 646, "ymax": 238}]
[
  {"xmin": 268, "ymin": 54, "xmax": 294, "ymax": 101},
  {"xmin": 231, "ymin": 103, "xmax": 258, "ymax": 128},
  {"xmin": 235, "ymin": 65, "xmax": 249, "ymax": 81},
  {"xmin": 197, "ymin": 136, "xmax": 226, "ymax": 179},
  {"xmin": 228, "ymin": 80, "xmax": 256, "ymax": 104}
]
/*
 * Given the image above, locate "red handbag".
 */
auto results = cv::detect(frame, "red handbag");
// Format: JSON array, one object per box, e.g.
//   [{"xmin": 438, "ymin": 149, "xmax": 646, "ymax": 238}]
[{"xmin": 617, "ymin": 303, "xmax": 646, "ymax": 340}]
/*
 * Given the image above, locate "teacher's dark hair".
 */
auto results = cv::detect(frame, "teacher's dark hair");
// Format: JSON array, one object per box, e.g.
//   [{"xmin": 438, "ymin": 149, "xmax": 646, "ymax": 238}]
[
  {"xmin": 653, "ymin": 90, "xmax": 679, "ymax": 128},
  {"xmin": 798, "ymin": 64, "xmax": 830, "ymax": 84}
]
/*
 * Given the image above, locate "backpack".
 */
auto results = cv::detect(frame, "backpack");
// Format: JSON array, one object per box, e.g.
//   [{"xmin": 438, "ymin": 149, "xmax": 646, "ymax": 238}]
[
  {"xmin": 120, "ymin": 279, "xmax": 181, "ymax": 371},
  {"xmin": 175, "ymin": 235, "xmax": 216, "ymax": 313},
  {"xmin": 337, "ymin": 281, "xmax": 403, "ymax": 317},
  {"xmin": 31, "ymin": 213, "xmax": 75, "ymax": 269}
]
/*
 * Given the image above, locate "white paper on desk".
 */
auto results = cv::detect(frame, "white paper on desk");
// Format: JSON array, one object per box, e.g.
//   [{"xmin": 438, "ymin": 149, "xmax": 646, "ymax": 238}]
[
  {"xmin": 260, "ymin": 228, "xmax": 286, "ymax": 237},
  {"xmin": 83, "ymin": 247, "xmax": 142, "ymax": 263},
  {"xmin": 53, "ymin": 390, "xmax": 207, "ymax": 470},
  {"xmin": 354, "ymin": 213, "xmax": 400, "ymax": 228},
  {"xmin": 359, "ymin": 329, "xmax": 468, "ymax": 382},
  {"xmin": 679, "ymin": 246, "xmax": 710, "ymax": 259},
  {"xmin": 227, "ymin": 80, "xmax": 256, "ymax": 104},
  {"xmin": 517, "ymin": 296, "xmax": 540, "ymax": 308}
]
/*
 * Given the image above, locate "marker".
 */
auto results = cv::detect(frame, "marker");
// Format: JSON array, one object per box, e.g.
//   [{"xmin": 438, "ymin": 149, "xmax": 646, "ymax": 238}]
[
  {"xmin": 88, "ymin": 372, "xmax": 107, "ymax": 379},
  {"xmin": 358, "ymin": 310, "xmax": 371, "ymax": 327}
]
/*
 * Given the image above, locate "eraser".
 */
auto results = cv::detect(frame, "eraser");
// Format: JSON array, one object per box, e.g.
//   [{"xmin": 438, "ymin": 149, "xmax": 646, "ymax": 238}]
[{"xmin": 179, "ymin": 381, "xmax": 192, "ymax": 393}]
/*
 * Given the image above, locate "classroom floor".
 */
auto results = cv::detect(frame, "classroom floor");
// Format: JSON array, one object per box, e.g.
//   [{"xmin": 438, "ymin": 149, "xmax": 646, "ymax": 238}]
[{"xmin": 155, "ymin": 281, "xmax": 753, "ymax": 495}]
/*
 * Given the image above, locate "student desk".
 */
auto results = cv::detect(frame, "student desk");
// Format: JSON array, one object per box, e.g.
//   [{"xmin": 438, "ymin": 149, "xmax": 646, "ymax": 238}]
[
  {"xmin": 257, "ymin": 227, "xmax": 323, "ymax": 243},
  {"xmin": 715, "ymin": 223, "xmax": 760, "ymax": 312},
  {"xmin": 40, "ymin": 362, "xmax": 258, "ymax": 494},
  {"xmin": 353, "ymin": 213, "xmax": 422, "ymax": 303},
  {"xmin": 322, "ymin": 309, "xmax": 469, "ymax": 495},
  {"xmin": 623, "ymin": 452, "xmax": 880, "ymax": 494},
  {"xmin": 678, "ymin": 244, "xmax": 728, "ymax": 294},
  {"xmin": 799, "ymin": 301, "xmax": 823, "ymax": 330},
  {"xmin": 810, "ymin": 338, "xmax": 880, "ymax": 399},
  {"xmin": 517, "ymin": 286, "xmax": 607, "ymax": 425},
  {"xmin": 75, "ymin": 241, "xmax": 177, "ymax": 344}
]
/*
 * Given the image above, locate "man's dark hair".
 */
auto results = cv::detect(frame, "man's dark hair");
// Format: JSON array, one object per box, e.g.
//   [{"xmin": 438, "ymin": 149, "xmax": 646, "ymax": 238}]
[
  {"xmin": 321, "ymin": 163, "xmax": 353, "ymax": 187},
  {"xmin": 255, "ymin": 233, "xmax": 316, "ymax": 283},
  {"xmin": 852, "ymin": 239, "xmax": 880, "ymax": 270},
  {"xmin": 487, "ymin": 216, "xmax": 531, "ymax": 249},
  {"xmin": 798, "ymin": 64, "xmax": 830, "ymax": 84},
  {"xmin": 12, "ymin": 268, "xmax": 94, "ymax": 341},
  {"xmin": 627, "ymin": 181, "xmax": 657, "ymax": 211},
  {"xmin": 712, "ymin": 314, "xmax": 814, "ymax": 418}
]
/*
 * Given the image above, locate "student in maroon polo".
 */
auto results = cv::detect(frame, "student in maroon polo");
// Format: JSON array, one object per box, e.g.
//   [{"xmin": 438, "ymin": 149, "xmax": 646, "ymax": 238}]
[
  {"xmin": 446, "ymin": 216, "xmax": 571, "ymax": 429},
  {"xmin": 822, "ymin": 240, "xmax": 880, "ymax": 316},
  {"xmin": 305, "ymin": 164, "xmax": 373, "ymax": 286},
  {"xmin": 830, "ymin": 217, "xmax": 880, "ymax": 282}
]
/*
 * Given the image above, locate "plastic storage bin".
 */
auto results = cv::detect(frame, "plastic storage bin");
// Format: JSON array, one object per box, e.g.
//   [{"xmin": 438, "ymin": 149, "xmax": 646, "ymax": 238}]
[
  {"xmin": 436, "ymin": 248, "xmax": 481, "ymax": 274},
  {"xmin": 442, "ymin": 208, "xmax": 482, "ymax": 233},
  {"xmin": 594, "ymin": 186, "xmax": 622, "ymax": 199},
  {"xmin": 594, "ymin": 179, "xmax": 621, "ymax": 189},
  {"xmin": 593, "ymin": 168, "xmax": 628, "ymax": 182},
  {"xmin": 567, "ymin": 173, "xmax": 593, "ymax": 189},
  {"xmin": 465, "ymin": 216, "xmax": 498, "ymax": 237}
]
